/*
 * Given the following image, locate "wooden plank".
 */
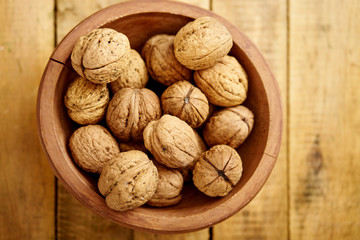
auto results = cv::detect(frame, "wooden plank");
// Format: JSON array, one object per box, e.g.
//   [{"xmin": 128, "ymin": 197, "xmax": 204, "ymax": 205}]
[
  {"xmin": 0, "ymin": 0, "xmax": 55, "ymax": 239},
  {"xmin": 212, "ymin": 0, "xmax": 288, "ymax": 239},
  {"xmin": 56, "ymin": 0, "xmax": 210, "ymax": 239},
  {"xmin": 289, "ymin": 0, "xmax": 360, "ymax": 239}
]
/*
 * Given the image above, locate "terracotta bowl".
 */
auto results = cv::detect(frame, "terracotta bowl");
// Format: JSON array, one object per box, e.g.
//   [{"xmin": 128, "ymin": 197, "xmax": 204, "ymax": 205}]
[{"xmin": 37, "ymin": 0, "xmax": 282, "ymax": 233}]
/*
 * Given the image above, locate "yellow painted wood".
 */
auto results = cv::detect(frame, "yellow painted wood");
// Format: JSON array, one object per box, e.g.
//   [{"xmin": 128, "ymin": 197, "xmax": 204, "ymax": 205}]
[
  {"xmin": 212, "ymin": 0, "xmax": 288, "ymax": 239},
  {"xmin": 289, "ymin": 0, "xmax": 360, "ymax": 239},
  {"xmin": 0, "ymin": 0, "xmax": 55, "ymax": 239}
]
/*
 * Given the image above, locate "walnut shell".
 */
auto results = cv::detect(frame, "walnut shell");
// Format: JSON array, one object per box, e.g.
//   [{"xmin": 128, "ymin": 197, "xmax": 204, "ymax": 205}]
[
  {"xmin": 193, "ymin": 145, "xmax": 243, "ymax": 197},
  {"xmin": 141, "ymin": 34, "xmax": 192, "ymax": 86},
  {"xmin": 110, "ymin": 49, "xmax": 148, "ymax": 93},
  {"xmin": 194, "ymin": 55, "xmax": 248, "ymax": 107},
  {"xmin": 64, "ymin": 76, "xmax": 109, "ymax": 125},
  {"xmin": 143, "ymin": 115, "xmax": 205, "ymax": 169},
  {"xmin": 98, "ymin": 150, "xmax": 158, "ymax": 211},
  {"xmin": 161, "ymin": 81, "xmax": 209, "ymax": 128},
  {"xmin": 174, "ymin": 16, "xmax": 233, "ymax": 70},
  {"xmin": 203, "ymin": 105, "xmax": 254, "ymax": 149},
  {"xmin": 69, "ymin": 125, "xmax": 120, "ymax": 173},
  {"xmin": 119, "ymin": 141, "xmax": 147, "ymax": 153},
  {"xmin": 106, "ymin": 88, "xmax": 162, "ymax": 142},
  {"xmin": 147, "ymin": 162, "xmax": 184, "ymax": 207},
  {"xmin": 71, "ymin": 28, "xmax": 131, "ymax": 84}
]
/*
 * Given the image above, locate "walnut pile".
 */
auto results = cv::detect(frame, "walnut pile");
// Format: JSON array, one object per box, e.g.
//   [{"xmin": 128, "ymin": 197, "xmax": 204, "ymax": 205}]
[{"xmin": 65, "ymin": 16, "xmax": 256, "ymax": 212}]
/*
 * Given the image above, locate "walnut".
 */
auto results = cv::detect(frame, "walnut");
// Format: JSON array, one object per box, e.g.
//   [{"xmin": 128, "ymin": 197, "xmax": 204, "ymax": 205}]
[
  {"xmin": 193, "ymin": 145, "xmax": 243, "ymax": 197},
  {"xmin": 69, "ymin": 125, "xmax": 120, "ymax": 174},
  {"xmin": 64, "ymin": 76, "xmax": 109, "ymax": 125},
  {"xmin": 109, "ymin": 49, "xmax": 148, "ymax": 93},
  {"xmin": 141, "ymin": 34, "xmax": 192, "ymax": 86},
  {"xmin": 98, "ymin": 150, "xmax": 158, "ymax": 211},
  {"xmin": 174, "ymin": 16, "xmax": 233, "ymax": 70},
  {"xmin": 71, "ymin": 28, "xmax": 131, "ymax": 84},
  {"xmin": 161, "ymin": 81, "xmax": 209, "ymax": 128},
  {"xmin": 203, "ymin": 105, "xmax": 254, "ymax": 149},
  {"xmin": 194, "ymin": 55, "xmax": 248, "ymax": 107},
  {"xmin": 147, "ymin": 162, "xmax": 184, "ymax": 207},
  {"xmin": 143, "ymin": 115, "xmax": 205, "ymax": 169},
  {"xmin": 119, "ymin": 141, "xmax": 147, "ymax": 153},
  {"xmin": 106, "ymin": 88, "xmax": 161, "ymax": 142}
]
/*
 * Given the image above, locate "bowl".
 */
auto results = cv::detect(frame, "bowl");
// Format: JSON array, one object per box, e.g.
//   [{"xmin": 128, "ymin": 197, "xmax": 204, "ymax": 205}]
[{"xmin": 36, "ymin": 0, "xmax": 282, "ymax": 233}]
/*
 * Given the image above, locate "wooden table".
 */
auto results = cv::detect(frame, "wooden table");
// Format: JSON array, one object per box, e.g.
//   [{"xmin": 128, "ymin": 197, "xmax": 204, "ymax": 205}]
[{"xmin": 1, "ymin": 0, "xmax": 359, "ymax": 239}]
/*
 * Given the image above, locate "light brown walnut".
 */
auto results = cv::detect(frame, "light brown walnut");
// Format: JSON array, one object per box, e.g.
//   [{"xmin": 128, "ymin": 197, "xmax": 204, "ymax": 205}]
[
  {"xmin": 141, "ymin": 34, "xmax": 192, "ymax": 86},
  {"xmin": 194, "ymin": 55, "xmax": 248, "ymax": 107},
  {"xmin": 110, "ymin": 49, "xmax": 148, "ymax": 93},
  {"xmin": 174, "ymin": 16, "xmax": 233, "ymax": 70},
  {"xmin": 98, "ymin": 150, "xmax": 158, "ymax": 211},
  {"xmin": 71, "ymin": 28, "xmax": 131, "ymax": 84},
  {"xmin": 161, "ymin": 81, "xmax": 209, "ymax": 128},
  {"xmin": 143, "ymin": 115, "xmax": 205, "ymax": 169},
  {"xmin": 106, "ymin": 88, "xmax": 161, "ymax": 142},
  {"xmin": 203, "ymin": 105, "xmax": 254, "ymax": 149},
  {"xmin": 64, "ymin": 76, "xmax": 109, "ymax": 125},
  {"xmin": 147, "ymin": 162, "xmax": 184, "ymax": 207},
  {"xmin": 69, "ymin": 125, "xmax": 120, "ymax": 174},
  {"xmin": 193, "ymin": 145, "xmax": 243, "ymax": 197}
]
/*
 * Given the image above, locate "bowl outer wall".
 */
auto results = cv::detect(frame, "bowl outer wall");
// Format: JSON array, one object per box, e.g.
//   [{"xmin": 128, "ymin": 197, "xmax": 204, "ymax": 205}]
[{"xmin": 36, "ymin": 0, "xmax": 283, "ymax": 233}]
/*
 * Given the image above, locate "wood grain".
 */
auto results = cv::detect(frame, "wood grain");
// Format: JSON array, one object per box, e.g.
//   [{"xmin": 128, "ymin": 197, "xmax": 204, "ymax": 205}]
[
  {"xmin": 289, "ymin": 0, "xmax": 360, "ymax": 239},
  {"xmin": 212, "ymin": 0, "xmax": 288, "ymax": 239},
  {"xmin": 0, "ymin": 0, "xmax": 55, "ymax": 239}
]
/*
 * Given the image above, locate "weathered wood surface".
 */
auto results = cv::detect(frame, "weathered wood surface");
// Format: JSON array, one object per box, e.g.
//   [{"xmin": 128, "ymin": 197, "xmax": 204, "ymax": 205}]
[
  {"xmin": 289, "ymin": 0, "xmax": 360, "ymax": 239},
  {"xmin": 1, "ymin": 0, "xmax": 360, "ymax": 239},
  {"xmin": 0, "ymin": 0, "xmax": 55, "ymax": 239}
]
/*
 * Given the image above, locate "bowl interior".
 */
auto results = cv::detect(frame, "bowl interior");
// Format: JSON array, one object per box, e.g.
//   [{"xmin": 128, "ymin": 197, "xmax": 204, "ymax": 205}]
[{"xmin": 43, "ymin": 8, "xmax": 272, "ymax": 233}]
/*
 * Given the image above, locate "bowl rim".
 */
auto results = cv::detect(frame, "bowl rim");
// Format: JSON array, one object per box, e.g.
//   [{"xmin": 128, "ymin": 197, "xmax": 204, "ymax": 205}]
[{"xmin": 37, "ymin": 0, "xmax": 282, "ymax": 233}]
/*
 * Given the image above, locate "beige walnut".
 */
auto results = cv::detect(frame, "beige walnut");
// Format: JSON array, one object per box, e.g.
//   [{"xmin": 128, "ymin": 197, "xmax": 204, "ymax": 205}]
[
  {"xmin": 161, "ymin": 81, "xmax": 209, "ymax": 128},
  {"xmin": 69, "ymin": 125, "xmax": 120, "ymax": 174},
  {"xmin": 203, "ymin": 105, "xmax": 254, "ymax": 149},
  {"xmin": 106, "ymin": 88, "xmax": 161, "ymax": 142},
  {"xmin": 194, "ymin": 55, "xmax": 248, "ymax": 107},
  {"xmin": 110, "ymin": 49, "xmax": 148, "ymax": 93},
  {"xmin": 143, "ymin": 115, "xmax": 205, "ymax": 169},
  {"xmin": 141, "ymin": 34, "xmax": 192, "ymax": 86},
  {"xmin": 174, "ymin": 16, "xmax": 233, "ymax": 70},
  {"xmin": 147, "ymin": 162, "xmax": 184, "ymax": 207},
  {"xmin": 71, "ymin": 28, "xmax": 131, "ymax": 84},
  {"xmin": 193, "ymin": 145, "xmax": 243, "ymax": 197},
  {"xmin": 119, "ymin": 141, "xmax": 147, "ymax": 153},
  {"xmin": 64, "ymin": 76, "xmax": 109, "ymax": 125},
  {"xmin": 98, "ymin": 150, "xmax": 158, "ymax": 211}
]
